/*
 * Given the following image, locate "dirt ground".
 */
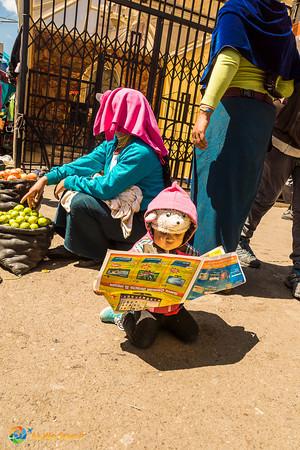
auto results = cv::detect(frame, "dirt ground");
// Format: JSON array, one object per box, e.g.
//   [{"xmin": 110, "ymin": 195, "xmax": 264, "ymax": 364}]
[{"xmin": 0, "ymin": 186, "xmax": 299, "ymax": 450}]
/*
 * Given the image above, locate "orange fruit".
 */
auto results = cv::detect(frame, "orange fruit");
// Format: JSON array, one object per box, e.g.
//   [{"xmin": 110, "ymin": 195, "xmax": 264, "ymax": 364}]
[
  {"xmin": 9, "ymin": 170, "xmax": 21, "ymax": 178},
  {"xmin": 26, "ymin": 173, "xmax": 38, "ymax": 180}
]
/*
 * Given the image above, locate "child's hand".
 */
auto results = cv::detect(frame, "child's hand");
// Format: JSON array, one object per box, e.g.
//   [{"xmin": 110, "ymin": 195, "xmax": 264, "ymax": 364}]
[{"xmin": 93, "ymin": 279, "xmax": 105, "ymax": 295}]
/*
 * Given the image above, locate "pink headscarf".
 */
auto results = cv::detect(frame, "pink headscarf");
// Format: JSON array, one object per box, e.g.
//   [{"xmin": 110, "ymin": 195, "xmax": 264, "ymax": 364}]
[{"xmin": 93, "ymin": 88, "xmax": 168, "ymax": 162}]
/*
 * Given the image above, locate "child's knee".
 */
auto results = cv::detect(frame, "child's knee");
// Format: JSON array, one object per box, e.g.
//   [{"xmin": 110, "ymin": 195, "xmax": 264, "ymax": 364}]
[
  {"xmin": 167, "ymin": 308, "xmax": 199, "ymax": 343},
  {"xmin": 123, "ymin": 311, "xmax": 159, "ymax": 349}
]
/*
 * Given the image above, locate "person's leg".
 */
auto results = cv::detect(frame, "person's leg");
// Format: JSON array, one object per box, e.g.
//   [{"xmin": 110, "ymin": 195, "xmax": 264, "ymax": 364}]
[
  {"xmin": 238, "ymin": 148, "xmax": 293, "ymax": 267},
  {"xmin": 161, "ymin": 307, "xmax": 199, "ymax": 343},
  {"xmin": 109, "ymin": 211, "xmax": 146, "ymax": 251},
  {"xmin": 122, "ymin": 311, "xmax": 160, "ymax": 349},
  {"xmin": 61, "ymin": 193, "xmax": 110, "ymax": 260},
  {"xmin": 54, "ymin": 203, "xmax": 67, "ymax": 238},
  {"xmin": 59, "ymin": 193, "xmax": 146, "ymax": 261},
  {"xmin": 285, "ymin": 163, "xmax": 300, "ymax": 300},
  {"xmin": 291, "ymin": 164, "xmax": 300, "ymax": 272},
  {"xmin": 48, "ymin": 203, "xmax": 80, "ymax": 260},
  {"xmin": 241, "ymin": 147, "xmax": 293, "ymax": 240}
]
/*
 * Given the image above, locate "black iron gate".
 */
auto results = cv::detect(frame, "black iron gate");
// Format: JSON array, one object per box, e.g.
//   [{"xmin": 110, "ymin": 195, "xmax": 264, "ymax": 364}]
[{"xmin": 22, "ymin": 0, "xmax": 222, "ymax": 186}]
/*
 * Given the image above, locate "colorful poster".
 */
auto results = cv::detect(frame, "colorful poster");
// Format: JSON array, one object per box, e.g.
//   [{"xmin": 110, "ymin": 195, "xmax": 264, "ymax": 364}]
[
  {"xmin": 94, "ymin": 248, "xmax": 245, "ymax": 312},
  {"xmin": 187, "ymin": 253, "xmax": 245, "ymax": 300},
  {"xmin": 94, "ymin": 251, "xmax": 201, "ymax": 311}
]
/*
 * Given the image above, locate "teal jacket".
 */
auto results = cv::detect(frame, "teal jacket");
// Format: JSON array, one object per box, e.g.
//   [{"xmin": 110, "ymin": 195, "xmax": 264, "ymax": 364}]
[{"xmin": 45, "ymin": 137, "xmax": 164, "ymax": 210}]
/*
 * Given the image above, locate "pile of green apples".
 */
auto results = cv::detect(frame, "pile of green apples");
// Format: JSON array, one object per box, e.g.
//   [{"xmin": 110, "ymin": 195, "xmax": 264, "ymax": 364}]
[{"xmin": 0, "ymin": 204, "xmax": 52, "ymax": 230}]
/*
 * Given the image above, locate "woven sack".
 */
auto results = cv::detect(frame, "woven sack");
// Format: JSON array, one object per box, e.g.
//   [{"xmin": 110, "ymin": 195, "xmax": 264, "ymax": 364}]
[
  {"xmin": 0, "ymin": 224, "xmax": 54, "ymax": 275},
  {"xmin": 0, "ymin": 179, "xmax": 35, "ymax": 211}
]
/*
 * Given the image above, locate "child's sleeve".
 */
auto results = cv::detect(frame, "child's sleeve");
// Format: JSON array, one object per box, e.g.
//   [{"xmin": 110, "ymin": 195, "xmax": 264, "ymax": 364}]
[{"xmin": 130, "ymin": 237, "xmax": 146, "ymax": 252}]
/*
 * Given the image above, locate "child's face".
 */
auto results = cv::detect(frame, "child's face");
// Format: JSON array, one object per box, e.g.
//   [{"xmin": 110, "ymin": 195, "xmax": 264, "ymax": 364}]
[{"xmin": 153, "ymin": 229, "xmax": 186, "ymax": 251}]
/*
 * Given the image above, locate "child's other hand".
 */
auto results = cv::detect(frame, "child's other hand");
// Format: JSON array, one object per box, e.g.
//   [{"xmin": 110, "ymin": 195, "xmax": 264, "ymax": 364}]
[{"xmin": 93, "ymin": 279, "xmax": 104, "ymax": 295}]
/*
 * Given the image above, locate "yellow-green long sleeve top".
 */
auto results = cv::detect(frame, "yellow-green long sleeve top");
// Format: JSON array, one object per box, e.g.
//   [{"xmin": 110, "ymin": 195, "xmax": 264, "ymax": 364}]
[{"xmin": 201, "ymin": 48, "xmax": 294, "ymax": 109}]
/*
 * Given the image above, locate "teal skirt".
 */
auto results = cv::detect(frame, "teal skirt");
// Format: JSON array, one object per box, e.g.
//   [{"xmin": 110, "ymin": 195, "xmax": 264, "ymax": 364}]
[{"xmin": 191, "ymin": 97, "xmax": 276, "ymax": 254}]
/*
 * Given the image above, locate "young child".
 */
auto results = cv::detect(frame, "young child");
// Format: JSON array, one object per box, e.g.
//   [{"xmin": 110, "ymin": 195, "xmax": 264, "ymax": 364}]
[{"xmin": 99, "ymin": 182, "xmax": 200, "ymax": 348}]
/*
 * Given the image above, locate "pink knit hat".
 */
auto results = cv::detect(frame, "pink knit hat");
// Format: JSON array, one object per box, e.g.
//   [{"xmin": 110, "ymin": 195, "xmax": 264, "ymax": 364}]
[{"xmin": 144, "ymin": 182, "xmax": 198, "ymax": 243}]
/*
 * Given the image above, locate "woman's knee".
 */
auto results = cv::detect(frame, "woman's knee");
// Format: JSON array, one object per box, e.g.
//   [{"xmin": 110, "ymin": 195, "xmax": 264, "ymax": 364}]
[
  {"xmin": 70, "ymin": 193, "xmax": 109, "ymax": 218},
  {"xmin": 70, "ymin": 193, "xmax": 93, "ymax": 211}
]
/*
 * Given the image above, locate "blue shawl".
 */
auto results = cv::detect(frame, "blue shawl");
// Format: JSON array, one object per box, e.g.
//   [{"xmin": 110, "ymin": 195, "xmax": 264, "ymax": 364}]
[{"xmin": 202, "ymin": 0, "xmax": 300, "ymax": 84}]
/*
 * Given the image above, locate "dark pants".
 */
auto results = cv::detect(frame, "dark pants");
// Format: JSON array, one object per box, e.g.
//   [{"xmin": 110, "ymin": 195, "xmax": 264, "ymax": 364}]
[
  {"xmin": 122, "ymin": 307, "xmax": 199, "ymax": 349},
  {"xmin": 241, "ymin": 147, "xmax": 300, "ymax": 270},
  {"xmin": 54, "ymin": 193, "xmax": 146, "ymax": 261}
]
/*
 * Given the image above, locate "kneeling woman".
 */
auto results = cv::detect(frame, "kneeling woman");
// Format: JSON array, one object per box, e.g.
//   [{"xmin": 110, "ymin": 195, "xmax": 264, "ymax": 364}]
[{"xmin": 22, "ymin": 88, "xmax": 169, "ymax": 262}]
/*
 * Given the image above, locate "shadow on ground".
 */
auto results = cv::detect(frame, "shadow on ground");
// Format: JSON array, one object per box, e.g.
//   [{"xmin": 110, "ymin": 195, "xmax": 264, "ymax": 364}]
[
  {"xmin": 42, "ymin": 197, "xmax": 59, "ymax": 208},
  {"xmin": 31, "ymin": 258, "xmax": 101, "ymax": 273},
  {"xmin": 121, "ymin": 310, "xmax": 259, "ymax": 371},
  {"xmin": 31, "ymin": 258, "xmax": 76, "ymax": 273},
  {"xmin": 235, "ymin": 262, "xmax": 293, "ymax": 300}
]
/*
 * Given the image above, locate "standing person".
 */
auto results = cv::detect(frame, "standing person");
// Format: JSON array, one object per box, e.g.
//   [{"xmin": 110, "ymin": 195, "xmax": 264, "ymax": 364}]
[
  {"xmin": 191, "ymin": 0, "xmax": 300, "ymax": 255},
  {"xmin": 98, "ymin": 182, "xmax": 200, "ymax": 349},
  {"xmin": 22, "ymin": 88, "xmax": 170, "ymax": 263},
  {"xmin": 238, "ymin": 83, "xmax": 300, "ymax": 300}
]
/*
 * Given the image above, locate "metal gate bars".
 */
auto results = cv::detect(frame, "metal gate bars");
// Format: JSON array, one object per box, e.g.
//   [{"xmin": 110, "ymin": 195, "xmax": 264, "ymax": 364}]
[{"xmin": 22, "ymin": 0, "xmax": 222, "ymax": 186}]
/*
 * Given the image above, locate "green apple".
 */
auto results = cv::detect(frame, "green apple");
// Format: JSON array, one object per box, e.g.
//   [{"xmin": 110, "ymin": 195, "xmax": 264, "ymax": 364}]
[
  {"xmin": 30, "ymin": 223, "xmax": 39, "ymax": 230},
  {"xmin": 13, "ymin": 204, "xmax": 25, "ymax": 211},
  {"xmin": 20, "ymin": 222, "xmax": 30, "ymax": 229},
  {"xmin": 15, "ymin": 216, "xmax": 24, "ymax": 224},
  {"xmin": 37, "ymin": 217, "xmax": 49, "ymax": 227},
  {"xmin": 27, "ymin": 216, "xmax": 38, "ymax": 225},
  {"xmin": 0, "ymin": 215, "xmax": 9, "ymax": 224},
  {"xmin": 10, "ymin": 221, "xmax": 19, "ymax": 228},
  {"xmin": 10, "ymin": 211, "xmax": 18, "ymax": 219}
]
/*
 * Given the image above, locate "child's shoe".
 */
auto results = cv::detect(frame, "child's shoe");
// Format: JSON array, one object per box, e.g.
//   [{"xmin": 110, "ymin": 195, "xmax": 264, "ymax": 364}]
[{"xmin": 100, "ymin": 307, "xmax": 124, "ymax": 329}]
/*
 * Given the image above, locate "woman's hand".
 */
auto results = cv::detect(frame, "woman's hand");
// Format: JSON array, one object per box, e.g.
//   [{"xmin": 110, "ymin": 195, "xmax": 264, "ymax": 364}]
[
  {"xmin": 54, "ymin": 179, "xmax": 66, "ymax": 200},
  {"xmin": 192, "ymin": 111, "xmax": 212, "ymax": 150},
  {"xmin": 21, "ymin": 176, "xmax": 48, "ymax": 209}
]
